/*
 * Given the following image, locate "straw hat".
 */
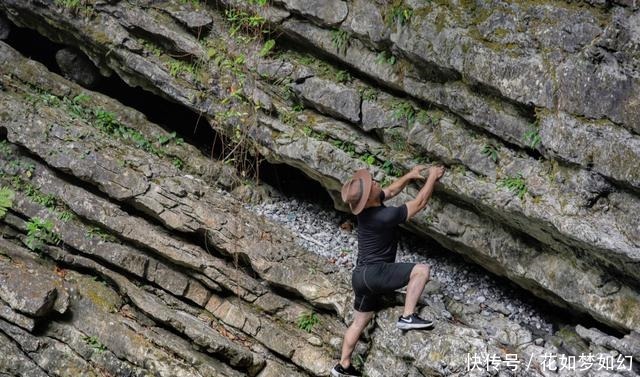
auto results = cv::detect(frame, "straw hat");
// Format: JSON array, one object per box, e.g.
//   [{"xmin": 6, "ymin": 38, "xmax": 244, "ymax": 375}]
[{"xmin": 341, "ymin": 169, "xmax": 373, "ymax": 215}]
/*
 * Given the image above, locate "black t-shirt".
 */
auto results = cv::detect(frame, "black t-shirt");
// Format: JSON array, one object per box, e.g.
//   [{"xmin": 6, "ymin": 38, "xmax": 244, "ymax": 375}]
[{"xmin": 356, "ymin": 192, "xmax": 408, "ymax": 266}]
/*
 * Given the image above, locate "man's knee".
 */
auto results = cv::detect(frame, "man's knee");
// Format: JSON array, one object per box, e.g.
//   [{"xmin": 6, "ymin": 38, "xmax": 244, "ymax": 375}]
[
  {"xmin": 411, "ymin": 264, "xmax": 430, "ymax": 280},
  {"xmin": 352, "ymin": 311, "xmax": 374, "ymax": 329}
]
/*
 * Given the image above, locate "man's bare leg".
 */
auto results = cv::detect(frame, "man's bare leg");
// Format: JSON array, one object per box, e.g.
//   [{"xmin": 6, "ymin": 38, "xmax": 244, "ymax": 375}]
[
  {"xmin": 339, "ymin": 310, "xmax": 375, "ymax": 368},
  {"xmin": 403, "ymin": 264, "xmax": 430, "ymax": 316}
]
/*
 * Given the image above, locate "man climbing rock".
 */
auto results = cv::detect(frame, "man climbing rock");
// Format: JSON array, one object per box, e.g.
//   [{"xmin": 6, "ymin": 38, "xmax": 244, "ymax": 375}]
[{"xmin": 331, "ymin": 165, "xmax": 445, "ymax": 377}]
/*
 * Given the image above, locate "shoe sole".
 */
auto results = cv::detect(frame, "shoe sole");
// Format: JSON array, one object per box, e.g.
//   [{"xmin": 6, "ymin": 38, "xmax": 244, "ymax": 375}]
[
  {"xmin": 331, "ymin": 369, "xmax": 358, "ymax": 377},
  {"xmin": 396, "ymin": 322, "xmax": 434, "ymax": 330}
]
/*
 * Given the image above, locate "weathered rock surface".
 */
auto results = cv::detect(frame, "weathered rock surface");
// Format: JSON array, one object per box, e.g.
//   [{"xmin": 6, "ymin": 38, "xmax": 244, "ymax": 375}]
[
  {"xmin": 0, "ymin": 0, "xmax": 639, "ymax": 375},
  {"xmin": 55, "ymin": 47, "xmax": 101, "ymax": 88}
]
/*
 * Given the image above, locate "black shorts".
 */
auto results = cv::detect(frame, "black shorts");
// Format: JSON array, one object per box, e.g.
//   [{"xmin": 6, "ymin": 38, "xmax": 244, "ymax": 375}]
[{"xmin": 351, "ymin": 262, "xmax": 416, "ymax": 312}]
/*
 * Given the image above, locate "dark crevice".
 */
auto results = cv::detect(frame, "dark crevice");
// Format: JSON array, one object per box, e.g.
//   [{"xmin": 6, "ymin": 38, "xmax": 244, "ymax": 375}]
[
  {"xmin": 3, "ymin": 22, "xmax": 65, "ymax": 76},
  {"xmin": 467, "ymin": 80, "xmax": 538, "ymax": 122}
]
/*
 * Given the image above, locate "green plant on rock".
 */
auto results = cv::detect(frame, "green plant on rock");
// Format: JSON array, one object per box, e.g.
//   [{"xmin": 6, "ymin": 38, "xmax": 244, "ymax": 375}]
[
  {"xmin": 381, "ymin": 176, "xmax": 394, "ymax": 188},
  {"xmin": 297, "ymin": 54, "xmax": 316, "ymax": 66},
  {"xmin": 225, "ymin": 7, "xmax": 267, "ymax": 37},
  {"xmin": 386, "ymin": 1, "xmax": 413, "ymax": 27},
  {"xmin": 55, "ymin": 0, "xmax": 81, "ymax": 8},
  {"xmin": 213, "ymin": 53, "xmax": 246, "ymax": 79},
  {"xmin": 87, "ymin": 226, "xmax": 118, "ymax": 243},
  {"xmin": 27, "ymin": 91, "xmax": 186, "ymax": 169},
  {"xmin": 168, "ymin": 59, "xmax": 197, "ymax": 78},
  {"xmin": 335, "ymin": 70, "xmax": 352, "ymax": 83},
  {"xmin": 0, "ymin": 187, "xmax": 14, "ymax": 219},
  {"xmin": 482, "ymin": 143, "xmax": 499, "ymax": 163},
  {"xmin": 5, "ymin": 175, "xmax": 75, "ymax": 221},
  {"xmin": 297, "ymin": 311, "xmax": 320, "ymax": 332},
  {"xmin": 24, "ymin": 185, "xmax": 58, "ymax": 209},
  {"xmin": 376, "ymin": 51, "xmax": 396, "ymax": 65},
  {"xmin": 61, "ymin": 93, "xmax": 91, "ymax": 119},
  {"xmin": 415, "ymin": 109, "xmax": 442, "ymax": 127},
  {"xmin": 40, "ymin": 91, "xmax": 62, "ymax": 107},
  {"xmin": 0, "ymin": 141, "xmax": 11, "ymax": 157},
  {"xmin": 498, "ymin": 173, "xmax": 527, "ymax": 200},
  {"xmin": 25, "ymin": 87, "xmax": 63, "ymax": 107},
  {"xmin": 54, "ymin": 0, "xmax": 94, "ymax": 15},
  {"xmin": 381, "ymin": 160, "xmax": 402, "ymax": 177},
  {"xmin": 332, "ymin": 140, "xmax": 357, "ymax": 157},
  {"xmin": 91, "ymin": 109, "xmax": 181, "ymax": 163},
  {"xmin": 57, "ymin": 210, "xmax": 74, "ymax": 222},
  {"xmin": 140, "ymin": 39, "xmax": 163, "ymax": 57},
  {"xmin": 386, "ymin": 128, "xmax": 408, "ymax": 151},
  {"xmin": 360, "ymin": 153, "xmax": 377, "ymax": 166},
  {"xmin": 524, "ymin": 126, "xmax": 541, "ymax": 149},
  {"xmin": 83, "ymin": 335, "xmax": 107, "ymax": 353},
  {"xmin": 279, "ymin": 110, "xmax": 299, "ymax": 126},
  {"xmin": 25, "ymin": 217, "xmax": 61, "ymax": 251},
  {"xmin": 156, "ymin": 131, "xmax": 184, "ymax": 146},
  {"xmin": 258, "ymin": 39, "xmax": 276, "ymax": 57},
  {"xmin": 331, "ymin": 29, "xmax": 350, "ymax": 55},
  {"xmin": 392, "ymin": 101, "xmax": 416, "ymax": 125},
  {"xmin": 172, "ymin": 157, "xmax": 185, "ymax": 170},
  {"xmin": 428, "ymin": 111, "xmax": 443, "ymax": 126},
  {"xmin": 360, "ymin": 87, "xmax": 378, "ymax": 101},
  {"xmin": 416, "ymin": 110, "xmax": 429, "ymax": 124}
]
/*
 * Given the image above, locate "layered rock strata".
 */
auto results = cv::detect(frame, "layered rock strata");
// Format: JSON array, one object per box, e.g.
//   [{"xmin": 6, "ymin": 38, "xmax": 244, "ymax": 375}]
[{"xmin": 0, "ymin": 0, "xmax": 639, "ymax": 375}]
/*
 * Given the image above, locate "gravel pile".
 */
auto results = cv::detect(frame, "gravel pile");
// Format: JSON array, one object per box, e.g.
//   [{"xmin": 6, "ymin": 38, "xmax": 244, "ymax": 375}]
[{"xmin": 246, "ymin": 195, "xmax": 555, "ymax": 335}]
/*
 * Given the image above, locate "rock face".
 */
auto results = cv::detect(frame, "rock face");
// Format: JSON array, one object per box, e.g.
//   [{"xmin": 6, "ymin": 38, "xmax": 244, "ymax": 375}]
[
  {"xmin": 55, "ymin": 47, "xmax": 101, "ymax": 88},
  {"xmin": 0, "ymin": 0, "xmax": 639, "ymax": 376}
]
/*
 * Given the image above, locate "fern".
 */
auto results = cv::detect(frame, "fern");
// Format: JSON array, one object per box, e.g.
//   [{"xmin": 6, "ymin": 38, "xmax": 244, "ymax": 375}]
[
  {"xmin": 392, "ymin": 101, "xmax": 416, "ymax": 125},
  {"xmin": 498, "ymin": 174, "xmax": 527, "ymax": 200},
  {"xmin": 297, "ymin": 312, "xmax": 320, "ymax": 332},
  {"xmin": 482, "ymin": 144, "xmax": 499, "ymax": 163},
  {"xmin": 331, "ymin": 29, "xmax": 350, "ymax": 55},
  {"xmin": 376, "ymin": 51, "xmax": 396, "ymax": 65},
  {"xmin": 524, "ymin": 127, "xmax": 541, "ymax": 149},
  {"xmin": 386, "ymin": 3, "xmax": 412, "ymax": 26},
  {"xmin": 83, "ymin": 335, "xmax": 107, "ymax": 353},
  {"xmin": 25, "ymin": 217, "xmax": 61, "ymax": 251}
]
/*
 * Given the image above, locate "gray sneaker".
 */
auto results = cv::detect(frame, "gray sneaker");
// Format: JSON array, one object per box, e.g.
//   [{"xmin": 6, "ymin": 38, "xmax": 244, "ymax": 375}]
[
  {"xmin": 396, "ymin": 313, "xmax": 434, "ymax": 330},
  {"xmin": 331, "ymin": 363, "xmax": 362, "ymax": 377}
]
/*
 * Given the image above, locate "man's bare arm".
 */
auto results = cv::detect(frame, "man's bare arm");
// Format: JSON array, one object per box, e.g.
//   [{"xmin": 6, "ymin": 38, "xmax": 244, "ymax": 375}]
[
  {"xmin": 405, "ymin": 166, "xmax": 445, "ymax": 219},
  {"xmin": 382, "ymin": 165, "xmax": 427, "ymax": 201}
]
